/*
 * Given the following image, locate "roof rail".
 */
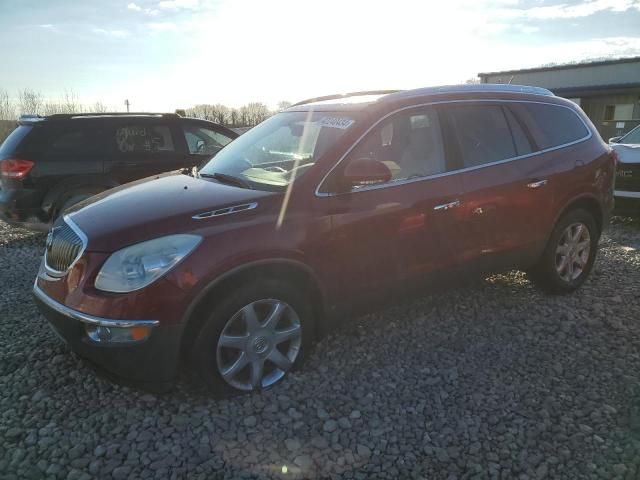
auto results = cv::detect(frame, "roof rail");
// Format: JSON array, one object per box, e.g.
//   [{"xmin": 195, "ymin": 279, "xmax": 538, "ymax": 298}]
[
  {"xmin": 45, "ymin": 112, "xmax": 180, "ymax": 120},
  {"xmin": 291, "ymin": 90, "xmax": 402, "ymax": 107},
  {"xmin": 386, "ymin": 84, "xmax": 554, "ymax": 100}
]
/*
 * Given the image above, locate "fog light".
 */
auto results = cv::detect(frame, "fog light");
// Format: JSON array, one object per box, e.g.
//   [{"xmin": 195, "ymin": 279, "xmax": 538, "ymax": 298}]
[{"xmin": 85, "ymin": 324, "xmax": 152, "ymax": 343}]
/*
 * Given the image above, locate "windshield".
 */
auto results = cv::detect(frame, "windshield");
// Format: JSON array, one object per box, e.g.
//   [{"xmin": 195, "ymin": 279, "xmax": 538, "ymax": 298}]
[{"xmin": 199, "ymin": 111, "xmax": 358, "ymax": 190}]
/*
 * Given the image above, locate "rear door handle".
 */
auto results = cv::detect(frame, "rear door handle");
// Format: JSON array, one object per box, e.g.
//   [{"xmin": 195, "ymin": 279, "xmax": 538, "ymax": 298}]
[
  {"xmin": 433, "ymin": 200, "xmax": 461, "ymax": 211},
  {"xmin": 527, "ymin": 179, "xmax": 548, "ymax": 189}
]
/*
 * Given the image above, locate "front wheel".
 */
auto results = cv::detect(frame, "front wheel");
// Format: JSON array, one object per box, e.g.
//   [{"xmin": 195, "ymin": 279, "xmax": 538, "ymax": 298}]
[
  {"xmin": 527, "ymin": 208, "xmax": 599, "ymax": 294},
  {"xmin": 193, "ymin": 280, "xmax": 314, "ymax": 394}
]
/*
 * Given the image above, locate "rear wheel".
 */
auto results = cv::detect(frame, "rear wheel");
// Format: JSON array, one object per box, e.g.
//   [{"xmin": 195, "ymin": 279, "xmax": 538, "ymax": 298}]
[
  {"xmin": 192, "ymin": 280, "xmax": 314, "ymax": 394},
  {"xmin": 527, "ymin": 208, "xmax": 599, "ymax": 294}
]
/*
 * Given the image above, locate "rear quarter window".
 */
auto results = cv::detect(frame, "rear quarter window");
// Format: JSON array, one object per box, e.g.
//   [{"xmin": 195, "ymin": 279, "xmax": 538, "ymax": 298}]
[{"xmin": 511, "ymin": 102, "xmax": 590, "ymax": 150}]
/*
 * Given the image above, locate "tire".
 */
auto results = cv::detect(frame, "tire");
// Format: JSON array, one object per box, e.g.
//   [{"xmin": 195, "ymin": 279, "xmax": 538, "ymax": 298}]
[
  {"xmin": 192, "ymin": 279, "xmax": 314, "ymax": 394},
  {"xmin": 527, "ymin": 208, "xmax": 599, "ymax": 294}
]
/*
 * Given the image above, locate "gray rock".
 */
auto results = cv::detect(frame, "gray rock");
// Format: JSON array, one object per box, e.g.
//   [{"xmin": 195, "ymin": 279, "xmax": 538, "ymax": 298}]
[
  {"xmin": 317, "ymin": 409, "xmax": 330, "ymax": 420},
  {"xmin": 356, "ymin": 444, "xmax": 371, "ymax": 457},
  {"xmin": 323, "ymin": 420, "xmax": 338, "ymax": 432},
  {"xmin": 112, "ymin": 466, "xmax": 131, "ymax": 479},
  {"xmin": 311, "ymin": 436, "xmax": 329, "ymax": 449},
  {"xmin": 338, "ymin": 417, "xmax": 352, "ymax": 429},
  {"xmin": 293, "ymin": 455, "xmax": 313, "ymax": 469},
  {"xmin": 285, "ymin": 438, "xmax": 301, "ymax": 452},
  {"xmin": 243, "ymin": 416, "xmax": 257, "ymax": 427}
]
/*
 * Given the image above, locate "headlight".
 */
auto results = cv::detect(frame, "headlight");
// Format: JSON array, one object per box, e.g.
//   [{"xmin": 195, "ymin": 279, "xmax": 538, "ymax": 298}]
[{"xmin": 95, "ymin": 234, "xmax": 201, "ymax": 293}]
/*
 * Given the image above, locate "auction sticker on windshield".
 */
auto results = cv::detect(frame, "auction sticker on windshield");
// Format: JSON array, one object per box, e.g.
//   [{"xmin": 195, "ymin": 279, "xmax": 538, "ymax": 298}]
[{"xmin": 319, "ymin": 117, "xmax": 355, "ymax": 129}]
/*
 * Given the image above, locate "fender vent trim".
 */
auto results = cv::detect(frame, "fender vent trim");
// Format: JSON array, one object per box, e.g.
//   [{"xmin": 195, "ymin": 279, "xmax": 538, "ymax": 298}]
[{"xmin": 192, "ymin": 202, "xmax": 258, "ymax": 220}]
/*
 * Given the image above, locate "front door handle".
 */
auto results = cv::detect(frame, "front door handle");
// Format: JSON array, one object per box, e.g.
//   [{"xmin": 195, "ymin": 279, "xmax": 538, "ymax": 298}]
[
  {"xmin": 433, "ymin": 200, "xmax": 461, "ymax": 211},
  {"xmin": 527, "ymin": 179, "xmax": 548, "ymax": 189}
]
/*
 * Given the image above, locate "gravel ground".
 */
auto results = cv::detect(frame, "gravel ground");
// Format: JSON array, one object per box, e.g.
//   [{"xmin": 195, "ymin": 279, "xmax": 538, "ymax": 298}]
[{"xmin": 1, "ymin": 218, "xmax": 639, "ymax": 480}]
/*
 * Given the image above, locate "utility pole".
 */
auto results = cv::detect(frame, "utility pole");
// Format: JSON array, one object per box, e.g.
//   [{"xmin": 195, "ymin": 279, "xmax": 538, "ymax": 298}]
[{"xmin": 124, "ymin": 99, "xmax": 130, "ymax": 112}]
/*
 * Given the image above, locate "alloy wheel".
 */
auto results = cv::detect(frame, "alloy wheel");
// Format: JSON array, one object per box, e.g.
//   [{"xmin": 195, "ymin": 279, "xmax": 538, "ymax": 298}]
[
  {"xmin": 555, "ymin": 222, "xmax": 591, "ymax": 282},
  {"xmin": 216, "ymin": 299, "xmax": 302, "ymax": 391}
]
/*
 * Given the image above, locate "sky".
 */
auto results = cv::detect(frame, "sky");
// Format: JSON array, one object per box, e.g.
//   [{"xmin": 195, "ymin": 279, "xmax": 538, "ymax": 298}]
[{"xmin": 1, "ymin": 0, "xmax": 639, "ymax": 112}]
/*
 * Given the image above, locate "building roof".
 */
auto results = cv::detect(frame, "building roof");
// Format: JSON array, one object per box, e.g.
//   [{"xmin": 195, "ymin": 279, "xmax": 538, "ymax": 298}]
[{"xmin": 478, "ymin": 56, "xmax": 640, "ymax": 78}]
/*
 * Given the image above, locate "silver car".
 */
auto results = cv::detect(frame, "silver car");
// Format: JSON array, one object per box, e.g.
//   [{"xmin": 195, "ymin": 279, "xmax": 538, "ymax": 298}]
[{"xmin": 610, "ymin": 125, "xmax": 640, "ymax": 215}]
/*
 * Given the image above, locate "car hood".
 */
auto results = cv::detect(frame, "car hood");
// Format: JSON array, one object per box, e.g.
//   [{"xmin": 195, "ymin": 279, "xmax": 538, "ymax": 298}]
[
  {"xmin": 612, "ymin": 143, "xmax": 640, "ymax": 164},
  {"xmin": 67, "ymin": 172, "xmax": 275, "ymax": 252}
]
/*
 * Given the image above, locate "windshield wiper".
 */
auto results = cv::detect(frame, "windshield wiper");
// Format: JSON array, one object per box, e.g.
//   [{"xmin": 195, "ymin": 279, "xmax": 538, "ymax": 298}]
[{"xmin": 199, "ymin": 172, "xmax": 253, "ymax": 189}]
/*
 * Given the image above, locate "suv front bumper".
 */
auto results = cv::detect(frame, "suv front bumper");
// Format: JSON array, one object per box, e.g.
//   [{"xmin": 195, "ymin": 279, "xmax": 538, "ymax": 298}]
[{"xmin": 33, "ymin": 283, "xmax": 183, "ymax": 387}]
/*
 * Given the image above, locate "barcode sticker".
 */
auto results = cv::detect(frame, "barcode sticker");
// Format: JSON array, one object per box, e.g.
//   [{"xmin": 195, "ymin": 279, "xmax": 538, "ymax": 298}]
[{"xmin": 319, "ymin": 117, "xmax": 354, "ymax": 129}]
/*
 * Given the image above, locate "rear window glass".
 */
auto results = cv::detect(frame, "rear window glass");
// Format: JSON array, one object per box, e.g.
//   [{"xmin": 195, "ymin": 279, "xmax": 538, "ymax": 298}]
[
  {"xmin": 0, "ymin": 125, "xmax": 31, "ymax": 158},
  {"xmin": 512, "ymin": 103, "xmax": 590, "ymax": 150}
]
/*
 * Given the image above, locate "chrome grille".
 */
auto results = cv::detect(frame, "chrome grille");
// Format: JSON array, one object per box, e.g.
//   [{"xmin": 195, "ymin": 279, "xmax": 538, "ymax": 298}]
[{"xmin": 44, "ymin": 218, "xmax": 86, "ymax": 275}]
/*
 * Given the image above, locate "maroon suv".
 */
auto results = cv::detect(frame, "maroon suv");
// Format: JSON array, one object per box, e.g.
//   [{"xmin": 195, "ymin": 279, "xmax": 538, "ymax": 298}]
[{"xmin": 33, "ymin": 85, "xmax": 615, "ymax": 393}]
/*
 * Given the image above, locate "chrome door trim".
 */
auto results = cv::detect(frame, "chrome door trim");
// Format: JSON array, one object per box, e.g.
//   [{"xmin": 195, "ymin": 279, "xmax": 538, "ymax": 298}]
[
  {"xmin": 527, "ymin": 179, "xmax": 548, "ymax": 189},
  {"xmin": 433, "ymin": 200, "xmax": 461, "ymax": 211},
  {"xmin": 614, "ymin": 190, "xmax": 640, "ymax": 198},
  {"xmin": 315, "ymin": 99, "xmax": 593, "ymax": 198}
]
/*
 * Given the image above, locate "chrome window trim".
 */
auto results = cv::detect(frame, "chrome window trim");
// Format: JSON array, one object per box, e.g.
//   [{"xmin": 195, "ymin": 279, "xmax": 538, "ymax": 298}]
[
  {"xmin": 43, "ymin": 214, "xmax": 88, "ymax": 278},
  {"xmin": 192, "ymin": 202, "xmax": 258, "ymax": 220},
  {"xmin": 315, "ymin": 99, "xmax": 593, "ymax": 197},
  {"xmin": 614, "ymin": 190, "xmax": 640, "ymax": 199},
  {"xmin": 33, "ymin": 281, "xmax": 159, "ymax": 328}
]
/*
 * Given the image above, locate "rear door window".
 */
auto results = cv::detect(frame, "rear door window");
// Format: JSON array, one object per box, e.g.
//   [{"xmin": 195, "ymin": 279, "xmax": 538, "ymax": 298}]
[
  {"xmin": 445, "ymin": 105, "xmax": 517, "ymax": 168},
  {"xmin": 510, "ymin": 102, "xmax": 590, "ymax": 150},
  {"xmin": 115, "ymin": 125, "xmax": 176, "ymax": 153},
  {"xmin": 504, "ymin": 107, "xmax": 533, "ymax": 156}
]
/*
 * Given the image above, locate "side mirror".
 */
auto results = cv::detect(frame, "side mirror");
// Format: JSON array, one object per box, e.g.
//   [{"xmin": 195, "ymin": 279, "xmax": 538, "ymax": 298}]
[
  {"xmin": 609, "ymin": 136, "xmax": 622, "ymax": 144},
  {"xmin": 343, "ymin": 158, "xmax": 392, "ymax": 189},
  {"xmin": 196, "ymin": 139, "xmax": 206, "ymax": 152}
]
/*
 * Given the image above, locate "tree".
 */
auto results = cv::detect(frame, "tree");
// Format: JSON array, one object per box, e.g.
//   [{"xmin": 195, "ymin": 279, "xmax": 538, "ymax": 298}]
[
  {"xmin": 229, "ymin": 108, "xmax": 239, "ymax": 127},
  {"xmin": 0, "ymin": 89, "xmax": 15, "ymax": 120},
  {"xmin": 243, "ymin": 102, "xmax": 270, "ymax": 126},
  {"xmin": 92, "ymin": 101, "xmax": 109, "ymax": 113},
  {"xmin": 277, "ymin": 100, "xmax": 292, "ymax": 111},
  {"xmin": 18, "ymin": 89, "xmax": 44, "ymax": 116},
  {"xmin": 212, "ymin": 104, "xmax": 229, "ymax": 125}
]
